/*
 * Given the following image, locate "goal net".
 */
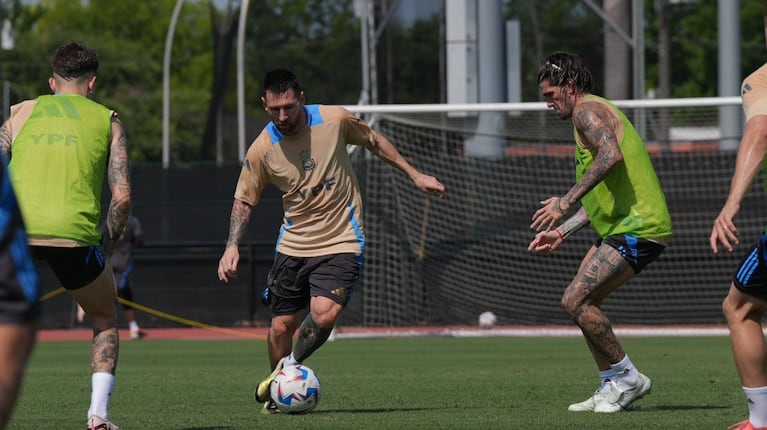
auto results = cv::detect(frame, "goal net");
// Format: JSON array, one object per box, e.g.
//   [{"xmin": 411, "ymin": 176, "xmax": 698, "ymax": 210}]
[{"xmin": 340, "ymin": 97, "xmax": 759, "ymax": 327}]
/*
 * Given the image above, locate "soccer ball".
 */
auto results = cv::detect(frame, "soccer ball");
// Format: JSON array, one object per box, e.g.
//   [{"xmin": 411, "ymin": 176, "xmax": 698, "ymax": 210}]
[
  {"xmin": 478, "ymin": 311, "xmax": 497, "ymax": 329},
  {"xmin": 270, "ymin": 364, "xmax": 321, "ymax": 414}
]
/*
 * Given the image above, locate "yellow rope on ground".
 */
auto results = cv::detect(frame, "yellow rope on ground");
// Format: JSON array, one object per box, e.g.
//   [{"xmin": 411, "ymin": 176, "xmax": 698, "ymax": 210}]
[
  {"xmin": 39, "ymin": 286, "xmax": 264, "ymax": 340},
  {"xmin": 116, "ymin": 297, "xmax": 265, "ymax": 339},
  {"xmin": 40, "ymin": 287, "xmax": 66, "ymax": 302}
]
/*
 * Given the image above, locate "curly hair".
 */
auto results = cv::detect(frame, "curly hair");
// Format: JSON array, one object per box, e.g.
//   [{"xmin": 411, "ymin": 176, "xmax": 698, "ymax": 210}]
[
  {"xmin": 50, "ymin": 41, "xmax": 99, "ymax": 81},
  {"xmin": 537, "ymin": 52, "xmax": 594, "ymax": 93}
]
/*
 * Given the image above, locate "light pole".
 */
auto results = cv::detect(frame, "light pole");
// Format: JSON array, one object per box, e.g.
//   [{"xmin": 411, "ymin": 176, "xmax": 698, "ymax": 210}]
[
  {"xmin": 236, "ymin": 0, "xmax": 249, "ymax": 162},
  {"xmin": 162, "ymin": 0, "xmax": 185, "ymax": 169}
]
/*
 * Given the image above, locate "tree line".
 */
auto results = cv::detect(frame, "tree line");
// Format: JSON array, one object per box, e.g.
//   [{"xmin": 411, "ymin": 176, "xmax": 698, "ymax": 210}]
[{"xmin": 0, "ymin": 0, "xmax": 760, "ymax": 163}]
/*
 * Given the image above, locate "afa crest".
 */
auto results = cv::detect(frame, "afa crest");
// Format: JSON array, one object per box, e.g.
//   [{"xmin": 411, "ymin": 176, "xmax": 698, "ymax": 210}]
[{"xmin": 300, "ymin": 150, "xmax": 316, "ymax": 171}]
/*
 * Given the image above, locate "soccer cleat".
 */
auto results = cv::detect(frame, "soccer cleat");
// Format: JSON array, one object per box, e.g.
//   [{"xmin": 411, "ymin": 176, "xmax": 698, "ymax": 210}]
[
  {"xmin": 567, "ymin": 389, "xmax": 607, "ymax": 412},
  {"xmin": 87, "ymin": 415, "xmax": 120, "ymax": 430},
  {"xmin": 261, "ymin": 399, "xmax": 281, "ymax": 415},
  {"xmin": 729, "ymin": 420, "xmax": 767, "ymax": 430},
  {"xmin": 593, "ymin": 373, "xmax": 652, "ymax": 413},
  {"xmin": 254, "ymin": 357, "xmax": 286, "ymax": 403}
]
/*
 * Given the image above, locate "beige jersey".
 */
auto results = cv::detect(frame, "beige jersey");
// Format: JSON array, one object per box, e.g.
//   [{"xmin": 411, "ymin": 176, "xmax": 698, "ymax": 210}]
[
  {"xmin": 235, "ymin": 105, "xmax": 376, "ymax": 257},
  {"xmin": 742, "ymin": 63, "xmax": 767, "ymax": 121}
]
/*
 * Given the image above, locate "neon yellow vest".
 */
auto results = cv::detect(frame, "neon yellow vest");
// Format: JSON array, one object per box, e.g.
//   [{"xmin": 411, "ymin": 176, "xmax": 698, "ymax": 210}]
[
  {"xmin": 9, "ymin": 95, "xmax": 112, "ymax": 245},
  {"xmin": 574, "ymin": 95, "xmax": 672, "ymax": 239}
]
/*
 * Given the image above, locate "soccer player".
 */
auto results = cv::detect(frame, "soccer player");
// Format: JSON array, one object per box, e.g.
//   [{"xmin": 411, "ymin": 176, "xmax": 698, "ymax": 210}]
[
  {"xmin": 0, "ymin": 155, "xmax": 39, "ymax": 430},
  {"xmin": 710, "ymin": 8, "xmax": 767, "ymax": 430},
  {"xmin": 0, "ymin": 41, "xmax": 131, "ymax": 430},
  {"xmin": 217, "ymin": 69, "xmax": 445, "ymax": 414},
  {"xmin": 528, "ymin": 52, "xmax": 672, "ymax": 413}
]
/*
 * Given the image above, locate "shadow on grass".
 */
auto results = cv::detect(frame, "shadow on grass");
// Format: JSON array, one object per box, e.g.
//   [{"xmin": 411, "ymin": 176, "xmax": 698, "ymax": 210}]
[
  {"xmin": 178, "ymin": 427, "xmax": 236, "ymax": 430},
  {"xmin": 633, "ymin": 405, "xmax": 731, "ymax": 412},
  {"xmin": 312, "ymin": 407, "xmax": 442, "ymax": 414}
]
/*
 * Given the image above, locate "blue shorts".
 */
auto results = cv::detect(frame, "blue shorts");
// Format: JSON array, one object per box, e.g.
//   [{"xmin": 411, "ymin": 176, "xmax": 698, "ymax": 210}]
[
  {"xmin": 263, "ymin": 252, "xmax": 362, "ymax": 316},
  {"xmin": 596, "ymin": 234, "xmax": 666, "ymax": 274},
  {"xmin": 32, "ymin": 245, "xmax": 106, "ymax": 290},
  {"xmin": 733, "ymin": 233, "xmax": 767, "ymax": 301}
]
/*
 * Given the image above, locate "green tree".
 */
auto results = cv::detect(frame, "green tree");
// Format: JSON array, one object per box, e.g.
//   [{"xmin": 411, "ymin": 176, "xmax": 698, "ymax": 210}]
[
  {"xmin": 3, "ymin": 0, "xmax": 214, "ymax": 162},
  {"xmin": 505, "ymin": 0, "xmax": 604, "ymax": 101}
]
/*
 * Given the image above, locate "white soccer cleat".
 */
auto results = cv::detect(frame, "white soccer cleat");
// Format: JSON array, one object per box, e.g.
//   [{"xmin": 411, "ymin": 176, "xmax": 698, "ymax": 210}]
[
  {"xmin": 567, "ymin": 389, "xmax": 607, "ymax": 412},
  {"xmin": 87, "ymin": 415, "xmax": 120, "ymax": 430},
  {"xmin": 593, "ymin": 373, "xmax": 652, "ymax": 413}
]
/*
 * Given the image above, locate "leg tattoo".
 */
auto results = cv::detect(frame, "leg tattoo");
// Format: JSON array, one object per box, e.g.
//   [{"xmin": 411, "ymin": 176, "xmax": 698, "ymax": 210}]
[
  {"xmin": 293, "ymin": 314, "xmax": 333, "ymax": 363},
  {"xmin": 91, "ymin": 327, "xmax": 119, "ymax": 374}
]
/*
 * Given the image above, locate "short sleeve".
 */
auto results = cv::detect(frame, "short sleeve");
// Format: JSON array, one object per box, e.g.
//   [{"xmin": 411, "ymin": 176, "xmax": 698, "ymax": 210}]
[{"xmin": 233, "ymin": 133, "xmax": 271, "ymax": 206}]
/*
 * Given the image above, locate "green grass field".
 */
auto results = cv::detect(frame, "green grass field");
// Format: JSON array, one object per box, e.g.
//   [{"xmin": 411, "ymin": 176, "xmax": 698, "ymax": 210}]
[{"xmin": 10, "ymin": 335, "xmax": 744, "ymax": 429}]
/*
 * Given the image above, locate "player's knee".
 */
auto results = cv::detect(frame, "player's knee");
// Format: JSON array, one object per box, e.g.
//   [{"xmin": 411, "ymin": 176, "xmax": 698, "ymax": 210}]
[
  {"xmin": 722, "ymin": 294, "xmax": 737, "ymax": 321},
  {"xmin": 269, "ymin": 320, "xmax": 292, "ymax": 338},
  {"xmin": 722, "ymin": 291, "xmax": 763, "ymax": 325},
  {"xmin": 311, "ymin": 308, "xmax": 341, "ymax": 328},
  {"xmin": 561, "ymin": 295, "xmax": 582, "ymax": 319}
]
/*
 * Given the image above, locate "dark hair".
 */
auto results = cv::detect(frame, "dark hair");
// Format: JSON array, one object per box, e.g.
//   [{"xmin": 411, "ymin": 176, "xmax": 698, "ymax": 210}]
[
  {"xmin": 50, "ymin": 41, "xmax": 99, "ymax": 81},
  {"xmin": 262, "ymin": 69, "xmax": 302, "ymax": 97},
  {"xmin": 537, "ymin": 52, "xmax": 594, "ymax": 93}
]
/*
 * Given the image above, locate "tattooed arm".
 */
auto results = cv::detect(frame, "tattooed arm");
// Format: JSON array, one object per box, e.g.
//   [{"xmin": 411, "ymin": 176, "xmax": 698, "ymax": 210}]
[
  {"xmin": 105, "ymin": 113, "xmax": 131, "ymax": 254},
  {"xmin": 0, "ymin": 121, "xmax": 12, "ymax": 159},
  {"xmin": 531, "ymin": 101, "xmax": 623, "ymax": 232},
  {"xmin": 217, "ymin": 199, "xmax": 252, "ymax": 282},
  {"xmin": 226, "ymin": 199, "xmax": 252, "ymax": 247},
  {"xmin": 559, "ymin": 101, "xmax": 624, "ymax": 213}
]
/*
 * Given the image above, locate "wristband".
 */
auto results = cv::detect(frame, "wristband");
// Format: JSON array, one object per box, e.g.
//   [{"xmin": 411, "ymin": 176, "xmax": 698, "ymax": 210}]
[{"xmin": 555, "ymin": 228, "xmax": 565, "ymax": 241}]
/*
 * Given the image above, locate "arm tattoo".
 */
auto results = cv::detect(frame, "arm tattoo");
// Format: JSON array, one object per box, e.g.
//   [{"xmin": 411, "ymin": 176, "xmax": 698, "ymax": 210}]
[
  {"xmin": 562, "ymin": 103, "xmax": 623, "ymax": 207},
  {"xmin": 559, "ymin": 208, "xmax": 590, "ymax": 239},
  {"xmin": 106, "ymin": 115, "xmax": 131, "ymax": 244},
  {"xmin": 0, "ymin": 122, "xmax": 11, "ymax": 159},
  {"xmin": 226, "ymin": 200, "xmax": 252, "ymax": 246}
]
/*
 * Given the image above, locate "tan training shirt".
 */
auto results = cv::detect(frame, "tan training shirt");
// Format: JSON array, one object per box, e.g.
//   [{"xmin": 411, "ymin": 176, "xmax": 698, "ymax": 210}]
[
  {"xmin": 742, "ymin": 62, "xmax": 767, "ymax": 121},
  {"xmin": 235, "ymin": 105, "xmax": 376, "ymax": 257}
]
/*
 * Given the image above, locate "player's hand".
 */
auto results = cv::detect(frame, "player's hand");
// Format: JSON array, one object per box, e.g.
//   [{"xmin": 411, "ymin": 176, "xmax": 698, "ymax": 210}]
[
  {"xmin": 528, "ymin": 229, "xmax": 563, "ymax": 255},
  {"xmin": 414, "ymin": 173, "xmax": 446, "ymax": 199},
  {"xmin": 710, "ymin": 203, "xmax": 740, "ymax": 253},
  {"xmin": 531, "ymin": 196, "xmax": 568, "ymax": 232},
  {"xmin": 217, "ymin": 245, "xmax": 240, "ymax": 282}
]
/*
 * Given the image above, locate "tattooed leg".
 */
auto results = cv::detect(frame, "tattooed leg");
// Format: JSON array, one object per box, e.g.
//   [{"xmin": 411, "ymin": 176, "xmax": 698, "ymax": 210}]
[
  {"xmin": 70, "ymin": 268, "xmax": 120, "ymax": 374},
  {"xmin": 562, "ymin": 244, "xmax": 635, "ymax": 365},
  {"xmin": 293, "ymin": 297, "xmax": 341, "ymax": 362}
]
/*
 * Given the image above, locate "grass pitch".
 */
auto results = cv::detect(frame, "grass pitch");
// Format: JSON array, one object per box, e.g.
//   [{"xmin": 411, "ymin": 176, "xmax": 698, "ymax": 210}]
[{"xmin": 10, "ymin": 335, "xmax": 743, "ymax": 429}]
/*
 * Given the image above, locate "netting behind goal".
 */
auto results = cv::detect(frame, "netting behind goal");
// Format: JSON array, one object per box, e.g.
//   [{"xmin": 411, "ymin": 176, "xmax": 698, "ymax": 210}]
[{"xmin": 341, "ymin": 97, "xmax": 761, "ymax": 327}]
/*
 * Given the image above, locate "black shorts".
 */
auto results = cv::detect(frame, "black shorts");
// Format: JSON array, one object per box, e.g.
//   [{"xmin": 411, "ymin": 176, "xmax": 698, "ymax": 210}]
[
  {"xmin": 733, "ymin": 233, "xmax": 767, "ymax": 301},
  {"xmin": 596, "ymin": 234, "xmax": 666, "ymax": 274},
  {"xmin": 0, "ymin": 231, "xmax": 40, "ymax": 324},
  {"xmin": 263, "ymin": 252, "xmax": 362, "ymax": 316},
  {"xmin": 32, "ymin": 245, "xmax": 106, "ymax": 290}
]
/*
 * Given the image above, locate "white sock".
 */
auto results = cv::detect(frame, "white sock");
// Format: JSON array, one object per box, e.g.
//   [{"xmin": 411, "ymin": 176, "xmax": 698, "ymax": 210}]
[
  {"xmin": 87, "ymin": 372, "xmax": 114, "ymax": 420},
  {"xmin": 744, "ymin": 386, "xmax": 767, "ymax": 427},
  {"xmin": 284, "ymin": 353, "xmax": 298, "ymax": 367},
  {"xmin": 599, "ymin": 369, "xmax": 617, "ymax": 391},
  {"xmin": 129, "ymin": 321, "xmax": 139, "ymax": 332},
  {"xmin": 609, "ymin": 355, "xmax": 639, "ymax": 390}
]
